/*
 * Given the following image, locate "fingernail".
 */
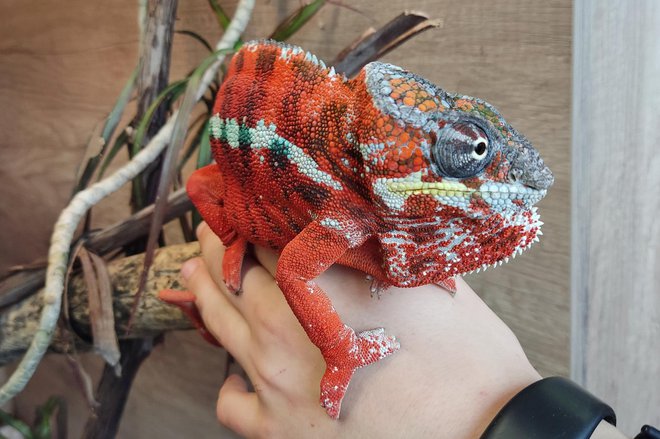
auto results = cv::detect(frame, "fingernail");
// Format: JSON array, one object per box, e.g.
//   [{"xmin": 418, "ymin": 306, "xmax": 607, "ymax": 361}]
[
  {"xmin": 181, "ymin": 258, "xmax": 200, "ymax": 280},
  {"xmin": 196, "ymin": 221, "xmax": 208, "ymax": 238}
]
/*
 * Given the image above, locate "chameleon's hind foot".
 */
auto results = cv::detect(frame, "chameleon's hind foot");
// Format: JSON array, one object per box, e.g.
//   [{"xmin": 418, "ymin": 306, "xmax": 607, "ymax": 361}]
[{"xmin": 320, "ymin": 327, "xmax": 400, "ymax": 418}]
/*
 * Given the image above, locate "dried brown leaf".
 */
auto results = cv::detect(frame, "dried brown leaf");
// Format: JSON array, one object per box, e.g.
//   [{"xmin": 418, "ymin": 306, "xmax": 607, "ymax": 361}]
[
  {"xmin": 79, "ymin": 247, "xmax": 121, "ymax": 372},
  {"xmin": 333, "ymin": 11, "xmax": 441, "ymax": 77},
  {"xmin": 66, "ymin": 353, "xmax": 100, "ymax": 412}
]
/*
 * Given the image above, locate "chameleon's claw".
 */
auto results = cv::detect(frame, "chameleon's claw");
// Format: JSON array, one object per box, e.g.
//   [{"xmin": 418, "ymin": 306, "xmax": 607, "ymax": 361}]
[
  {"xmin": 368, "ymin": 276, "xmax": 390, "ymax": 298},
  {"xmin": 436, "ymin": 276, "xmax": 458, "ymax": 296},
  {"xmin": 222, "ymin": 237, "xmax": 248, "ymax": 294},
  {"xmin": 320, "ymin": 327, "xmax": 399, "ymax": 418},
  {"xmin": 158, "ymin": 289, "xmax": 221, "ymax": 347}
]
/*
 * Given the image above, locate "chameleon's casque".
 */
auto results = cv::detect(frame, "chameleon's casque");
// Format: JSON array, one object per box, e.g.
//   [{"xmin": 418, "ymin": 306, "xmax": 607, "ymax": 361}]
[{"xmin": 182, "ymin": 40, "xmax": 553, "ymax": 418}]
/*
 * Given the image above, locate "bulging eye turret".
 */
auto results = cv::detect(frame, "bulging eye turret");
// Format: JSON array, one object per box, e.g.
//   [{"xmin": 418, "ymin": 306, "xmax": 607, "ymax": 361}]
[{"xmin": 431, "ymin": 122, "xmax": 493, "ymax": 178}]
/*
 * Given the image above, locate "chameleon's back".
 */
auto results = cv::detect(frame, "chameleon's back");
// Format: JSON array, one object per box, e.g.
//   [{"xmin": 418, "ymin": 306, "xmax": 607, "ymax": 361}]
[{"xmin": 208, "ymin": 41, "xmax": 366, "ymax": 250}]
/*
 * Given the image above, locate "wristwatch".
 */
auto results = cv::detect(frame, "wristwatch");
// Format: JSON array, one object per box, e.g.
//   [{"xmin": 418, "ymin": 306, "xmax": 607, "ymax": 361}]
[{"xmin": 480, "ymin": 376, "xmax": 616, "ymax": 438}]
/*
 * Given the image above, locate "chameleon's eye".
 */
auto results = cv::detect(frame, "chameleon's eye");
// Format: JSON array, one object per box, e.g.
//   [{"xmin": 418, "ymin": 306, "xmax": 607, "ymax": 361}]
[
  {"xmin": 472, "ymin": 137, "xmax": 488, "ymax": 160},
  {"xmin": 431, "ymin": 122, "xmax": 493, "ymax": 178}
]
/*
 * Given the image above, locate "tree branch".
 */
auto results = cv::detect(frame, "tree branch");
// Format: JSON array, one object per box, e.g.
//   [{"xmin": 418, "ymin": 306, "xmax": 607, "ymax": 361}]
[
  {"xmin": 0, "ymin": 242, "xmax": 199, "ymax": 367},
  {"xmin": 0, "ymin": 189, "xmax": 192, "ymax": 311},
  {"xmin": 0, "ymin": 0, "xmax": 255, "ymax": 405}
]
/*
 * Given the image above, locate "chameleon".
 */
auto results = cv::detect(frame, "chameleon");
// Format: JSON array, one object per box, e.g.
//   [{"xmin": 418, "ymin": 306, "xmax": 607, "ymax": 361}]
[{"xmin": 161, "ymin": 39, "xmax": 554, "ymax": 419}]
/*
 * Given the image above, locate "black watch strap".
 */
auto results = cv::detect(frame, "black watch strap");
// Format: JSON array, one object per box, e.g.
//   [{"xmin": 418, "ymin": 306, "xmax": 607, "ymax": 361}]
[
  {"xmin": 636, "ymin": 425, "xmax": 660, "ymax": 439},
  {"xmin": 480, "ymin": 376, "xmax": 616, "ymax": 439}
]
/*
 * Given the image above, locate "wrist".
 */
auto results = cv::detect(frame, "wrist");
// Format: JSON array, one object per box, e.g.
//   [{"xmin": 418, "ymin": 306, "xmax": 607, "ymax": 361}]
[
  {"xmin": 471, "ymin": 373, "xmax": 541, "ymax": 437},
  {"xmin": 591, "ymin": 420, "xmax": 629, "ymax": 439},
  {"xmin": 480, "ymin": 377, "xmax": 617, "ymax": 439}
]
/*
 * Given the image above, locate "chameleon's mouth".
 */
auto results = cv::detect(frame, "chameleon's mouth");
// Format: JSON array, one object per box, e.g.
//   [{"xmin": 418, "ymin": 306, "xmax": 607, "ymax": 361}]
[{"xmin": 387, "ymin": 180, "xmax": 547, "ymax": 206}]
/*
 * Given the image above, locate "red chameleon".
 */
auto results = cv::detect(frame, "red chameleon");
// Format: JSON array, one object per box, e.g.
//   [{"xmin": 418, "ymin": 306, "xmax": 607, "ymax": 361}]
[{"xmin": 161, "ymin": 40, "xmax": 554, "ymax": 418}]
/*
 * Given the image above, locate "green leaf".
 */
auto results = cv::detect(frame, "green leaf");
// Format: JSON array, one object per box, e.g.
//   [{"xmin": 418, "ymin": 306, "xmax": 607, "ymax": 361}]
[
  {"xmin": 207, "ymin": 0, "xmax": 243, "ymax": 49},
  {"xmin": 132, "ymin": 79, "xmax": 189, "ymax": 157},
  {"xmin": 131, "ymin": 173, "xmax": 146, "ymax": 212},
  {"xmin": 269, "ymin": 0, "xmax": 326, "ymax": 41},
  {"xmin": 102, "ymin": 68, "xmax": 138, "ymax": 142},
  {"xmin": 176, "ymin": 30, "xmax": 214, "ymax": 52},
  {"xmin": 97, "ymin": 128, "xmax": 129, "ymax": 180},
  {"xmin": 208, "ymin": 0, "xmax": 231, "ymax": 30},
  {"xmin": 189, "ymin": 114, "xmax": 214, "ymax": 232},
  {"xmin": 73, "ymin": 67, "xmax": 138, "ymax": 194},
  {"xmin": 191, "ymin": 119, "xmax": 213, "ymax": 231},
  {"xmin": 177, "ymin": 115, "xmax": 210, "ymax": 173},
  {"xmin": 0, "ymin": 409, "xmax": 33, "ymax": 439},
  {"xmin": 197, "ymin": 118, "xmax": 213, "ymax": 169},
  {"xmin": 33, "ymin": 397, "xmax": 63, "ymax": 439}
]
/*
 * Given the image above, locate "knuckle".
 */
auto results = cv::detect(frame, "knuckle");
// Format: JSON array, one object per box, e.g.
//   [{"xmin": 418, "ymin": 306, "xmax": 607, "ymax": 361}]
[
  {"xmin": 181, "ymin": 257, "xmax": 204, "ymax": 286},
  {"xmin": 215, "ymin": 397, "xmax": 231, "ymax": 425},
  {"xmin": 249, "ymin": 352, "xmax": 282, "ymax": 388},
  {"xmin": 251, "ymin": 298, "xmax": 280, "ymax": 331},
  {"xmin": 195, "ymin": 221, "xmax": 209, "ymax": 239}
]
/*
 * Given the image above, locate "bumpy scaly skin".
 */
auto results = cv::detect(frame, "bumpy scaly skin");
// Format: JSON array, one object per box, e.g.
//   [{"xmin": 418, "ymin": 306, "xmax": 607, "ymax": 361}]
[{"xmin": 168, "ymin": 40, "xmax": 554, "ymax": 418}]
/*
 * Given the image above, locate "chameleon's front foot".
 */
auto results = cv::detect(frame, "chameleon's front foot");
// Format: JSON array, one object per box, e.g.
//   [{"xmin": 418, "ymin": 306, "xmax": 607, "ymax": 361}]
[
  {"xmin": 159, "ymin": 289, "xmax": 221, "ymax": 347},
  {"xmin": 222, "ymin": 236, "xmax": 248, "ymax": 294},
  {"xmin": 320, "ymin": 327, "xmax": 400, "ymax": 418}
]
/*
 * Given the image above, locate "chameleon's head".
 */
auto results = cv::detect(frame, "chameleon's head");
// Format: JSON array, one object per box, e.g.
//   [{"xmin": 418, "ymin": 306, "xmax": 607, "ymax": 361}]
[{"xmin": 354, "ymin": 62, "xmax": 554, "ymax": 279}]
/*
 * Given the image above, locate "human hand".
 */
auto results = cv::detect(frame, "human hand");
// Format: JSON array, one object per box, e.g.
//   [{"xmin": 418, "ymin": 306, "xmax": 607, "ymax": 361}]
[{"xmin": 180, "ymin": 222, "xmax": 541, "ymax": 438}]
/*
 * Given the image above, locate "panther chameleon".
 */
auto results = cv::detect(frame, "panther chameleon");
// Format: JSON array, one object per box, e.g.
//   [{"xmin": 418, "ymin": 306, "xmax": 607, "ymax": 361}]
[{"xmin": 160, "ymin": 39, "xmax": 554, "ymax": 419}]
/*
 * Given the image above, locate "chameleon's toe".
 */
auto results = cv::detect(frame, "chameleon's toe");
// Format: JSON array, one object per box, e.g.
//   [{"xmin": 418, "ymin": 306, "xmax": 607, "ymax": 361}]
[
  {"xmin": 320, "ymin": 327, "xmax": 400, "ymax": 418},
  {"xmin": 222, "ymin": 237, "xmax": 248, "ymax": 294},
  {"xmin": 320, "ymin": 365, "xmax": 354, "ymax": 419},
  {"xmin": 355, "ymin": 328, "xmax": 400, "ymax": 363},
  {"xmin": 436, "ymin": 276, "xmax": 458, "ymax": 296},
  {"xmin": 158, "ymin": 289, "xmax": 221, "ymax": 347}
]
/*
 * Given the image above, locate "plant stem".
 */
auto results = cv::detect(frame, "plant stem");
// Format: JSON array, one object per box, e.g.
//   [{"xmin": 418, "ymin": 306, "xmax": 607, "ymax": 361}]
[{"xmin": 80, "ymin": 339, "xmax": 153, "ymax": 439}]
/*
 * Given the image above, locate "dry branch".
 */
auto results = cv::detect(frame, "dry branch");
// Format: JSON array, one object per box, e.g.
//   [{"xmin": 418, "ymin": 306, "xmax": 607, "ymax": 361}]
[
  {"xmin": 0, "ymin": 0, "xmax": 255, "ymax": 405},
  {"xmin": 0, "ymin": 242, "xmax": 199, "ymax": 367},
  {"xmin": 0, "ymin": 189, "xmax": 192, "ymax": 311}
]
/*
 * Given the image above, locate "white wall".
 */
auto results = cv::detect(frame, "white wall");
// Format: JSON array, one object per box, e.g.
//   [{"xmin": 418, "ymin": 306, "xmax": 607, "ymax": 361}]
[{"xmin": 572, "ymin": 0, "xmax": 660, "ymax": 433}]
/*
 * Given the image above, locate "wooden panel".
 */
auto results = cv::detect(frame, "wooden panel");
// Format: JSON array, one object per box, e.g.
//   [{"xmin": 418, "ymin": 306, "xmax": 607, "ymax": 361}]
[
  {"xmin": 1, "ymin": 0, "xmax": 571, "ymax": 436},
  {"xmin": 572, "ymin": 0, "xmax": 660, "ymax": 433}
]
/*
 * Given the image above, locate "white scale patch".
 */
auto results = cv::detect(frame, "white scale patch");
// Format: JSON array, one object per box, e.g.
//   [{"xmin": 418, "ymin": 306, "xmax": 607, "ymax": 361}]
[
  {"xmin": 210, "ymin": 115, "xmax": 343, "ymax": 191},
  {"xmin": 320, "ymin": 217, "xmax": 364, "ymax": 246}
]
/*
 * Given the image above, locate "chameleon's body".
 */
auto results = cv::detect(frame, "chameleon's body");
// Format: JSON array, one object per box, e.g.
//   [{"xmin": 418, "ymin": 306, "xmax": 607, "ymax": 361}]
[{"xmin": 178, "ymin": 40, "xmax": 553, "ymax": 418}]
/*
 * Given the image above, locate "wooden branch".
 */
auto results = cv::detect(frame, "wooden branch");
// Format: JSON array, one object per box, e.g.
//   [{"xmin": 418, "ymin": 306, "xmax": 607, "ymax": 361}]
[
  {"xmin": 0, "ymin": 189, "xmax": 192, "ymax": 311},
  {"xmin": 81, "ymin": 338, "xmax": 153, "ymax": 439},
  {"xmin": 0, "ymin": 0, "xmax": 255, "ymax": 404},
  {"xmin": 0, "ymin": 242, "xmax": 199, "ymax": 367}
]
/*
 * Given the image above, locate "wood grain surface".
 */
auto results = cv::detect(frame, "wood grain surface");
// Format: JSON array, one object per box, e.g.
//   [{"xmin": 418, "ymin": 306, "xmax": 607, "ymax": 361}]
[
  {"xmin": 1, "ymin": 0, "xmax": 571, "ymax": 437},
  {"xmin": 572, "ymin": 0, "xmax": 660, "ymax": 433}
]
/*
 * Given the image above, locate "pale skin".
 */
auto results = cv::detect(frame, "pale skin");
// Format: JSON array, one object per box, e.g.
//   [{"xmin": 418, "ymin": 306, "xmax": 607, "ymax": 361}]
[{"xmin": 181, "ymin": 222, "xmax": 628, "ymax": 438}]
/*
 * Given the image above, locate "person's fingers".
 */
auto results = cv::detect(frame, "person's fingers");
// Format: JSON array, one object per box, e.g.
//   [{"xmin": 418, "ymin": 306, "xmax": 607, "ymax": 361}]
[
  {"xmin": 195, "ymin": 222, "xmax": 229, "ymax": 289},
  {"xmin": 181, "ymin": 257, "xmax": 250, "ymax": 361},
  {"xmin": 197, "ymin": 222, "xmax": 289, "ymax": 331},
  {"xmin": 216, "ymin": 374, "xmax": 260, "ymax": 438},
  {"xmin": 252, "ymin": 245, "xmax": 279, "ymax": 277}
]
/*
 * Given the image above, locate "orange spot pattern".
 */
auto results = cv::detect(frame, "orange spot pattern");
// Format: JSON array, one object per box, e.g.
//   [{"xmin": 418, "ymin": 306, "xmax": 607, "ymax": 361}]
[{"xmin": 389, "ymin": 76, "xmax": 442, "ymax": 113}]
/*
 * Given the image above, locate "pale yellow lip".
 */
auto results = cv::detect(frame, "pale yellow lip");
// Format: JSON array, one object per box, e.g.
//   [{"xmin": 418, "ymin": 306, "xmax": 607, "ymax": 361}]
[
  {"xmin": 387, "ymin": 180, "xmax": 547, "ymax": 203},
  {"xmin": 387, "ymin": 181, "xmax": 475, "ymax": 197}
]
